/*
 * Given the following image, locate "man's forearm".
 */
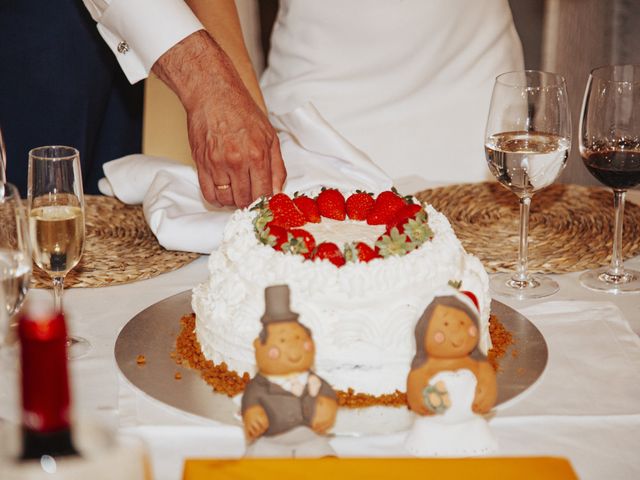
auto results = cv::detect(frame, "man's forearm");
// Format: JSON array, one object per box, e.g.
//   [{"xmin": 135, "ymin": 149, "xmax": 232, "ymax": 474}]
[
  {"xmin": 152, "ymin": 30, "xmax": 232, "ymax": 109},
  {"xmin": 186, "ymin": 0, "xmax": 267, "ymax": 113}
]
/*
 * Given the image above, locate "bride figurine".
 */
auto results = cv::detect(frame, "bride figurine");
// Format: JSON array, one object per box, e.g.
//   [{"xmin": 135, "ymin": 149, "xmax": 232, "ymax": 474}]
[{"xmin": 405, "ymin": 292, "xmax": 498, "ymax": 456}]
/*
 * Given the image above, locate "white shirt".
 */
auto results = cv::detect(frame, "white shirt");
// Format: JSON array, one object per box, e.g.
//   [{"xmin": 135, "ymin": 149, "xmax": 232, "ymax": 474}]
[
  {"xmin": 261, "ymin": 0, "xmax": 524, "ymax": 184},
  {"xmin": 81, "ymin": 0, "xmax": 204, "ymax": 83},
  {"xmin": 265, "ymin": 371, "xmax": 310, "ymax": 397}
]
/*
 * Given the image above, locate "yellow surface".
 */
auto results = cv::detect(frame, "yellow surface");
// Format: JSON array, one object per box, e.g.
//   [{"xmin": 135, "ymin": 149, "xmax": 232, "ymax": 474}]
[
  {"xmin": 183, "ymin": 457, "xmax": 578, "ymax": 480},
  {"xmin": 142, "ymin": 73, "xmax": 194, "ymax": 166}
]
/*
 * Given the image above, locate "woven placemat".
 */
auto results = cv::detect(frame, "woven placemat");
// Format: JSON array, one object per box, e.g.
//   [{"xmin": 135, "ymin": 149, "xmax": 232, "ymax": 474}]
[
  {"xmin": 416, "ymin": 182, "xmax": 640, "ymax": 274},
  {"xmin": 32, "ymin": 196, "xmax": 200, "ymax": 288}
]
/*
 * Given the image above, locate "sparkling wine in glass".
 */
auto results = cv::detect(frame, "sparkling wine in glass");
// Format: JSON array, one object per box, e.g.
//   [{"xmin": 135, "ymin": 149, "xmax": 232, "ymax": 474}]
[
  {"xmin": 579, "ymin": 64, "xmax": 640, "ymax": 293},
  {"xmin": 28, "ymin": 146, "xmax": 90, "ymax": 357},
  {"xmin": 0, "ymin": 183, "xmax": 32, "ymax": 345},
  {"xmin": 485, "ymin": 71, "xmax": 571, "ymax": 299}
]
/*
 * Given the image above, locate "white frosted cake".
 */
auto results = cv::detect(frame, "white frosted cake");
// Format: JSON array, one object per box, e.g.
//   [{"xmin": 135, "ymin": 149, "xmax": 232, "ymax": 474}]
[{"xmin": 192, "ymin": 189, "xmax": 490, "ymax": 397}]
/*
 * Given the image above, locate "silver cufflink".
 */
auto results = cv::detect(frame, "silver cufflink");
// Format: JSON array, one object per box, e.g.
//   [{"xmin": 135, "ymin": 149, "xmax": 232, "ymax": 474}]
[{"xmin": 117, "ymin": 41, "xmax": 130, "ymax": 54}]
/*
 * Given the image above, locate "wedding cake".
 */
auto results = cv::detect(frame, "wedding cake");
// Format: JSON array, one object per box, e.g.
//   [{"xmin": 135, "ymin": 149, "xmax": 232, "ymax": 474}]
[{"xmin": 192, "ymin": 188, "xmax": 490, "ymax": 396}]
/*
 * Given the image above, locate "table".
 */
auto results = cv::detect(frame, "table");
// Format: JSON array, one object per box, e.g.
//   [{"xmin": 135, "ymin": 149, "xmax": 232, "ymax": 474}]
[{"xmin": 1, "ymin": 184, "xmax": 639, "ymax": 480}]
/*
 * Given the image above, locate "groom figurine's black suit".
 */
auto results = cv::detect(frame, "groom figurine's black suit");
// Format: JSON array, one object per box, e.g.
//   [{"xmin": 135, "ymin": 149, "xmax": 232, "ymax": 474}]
[{"xmin": 242, "ymin": 372, "xmax": 336, "ymax": 437}]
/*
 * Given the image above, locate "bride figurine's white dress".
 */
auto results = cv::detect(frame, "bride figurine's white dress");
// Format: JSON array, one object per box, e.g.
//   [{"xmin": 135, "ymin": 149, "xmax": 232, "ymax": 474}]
[
  {"xmin": 261, "ymin": 0, "xmax": 524, "ymax": 184},
  {"xmin": 404, "ymin": 369, "xmax": 498, "ymax": 457}
]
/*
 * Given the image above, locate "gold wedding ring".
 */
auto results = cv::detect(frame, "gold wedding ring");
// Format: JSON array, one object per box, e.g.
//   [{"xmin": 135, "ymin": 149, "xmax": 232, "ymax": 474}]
[{"xmin": 215, "ymin": 184, "xmax": 231, "ymax": 190}]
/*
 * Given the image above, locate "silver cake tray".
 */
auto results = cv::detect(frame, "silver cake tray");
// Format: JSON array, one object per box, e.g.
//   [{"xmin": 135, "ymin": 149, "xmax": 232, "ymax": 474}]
[{"xmin": 114, "ymin": 291, "xmax": 548, "ymax": 435}]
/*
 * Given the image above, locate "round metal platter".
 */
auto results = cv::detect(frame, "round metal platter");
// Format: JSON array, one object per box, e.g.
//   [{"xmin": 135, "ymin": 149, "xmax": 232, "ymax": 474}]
[{"xmin": 114, "ymin": 291, "xmax": 548, "ymax": 435}]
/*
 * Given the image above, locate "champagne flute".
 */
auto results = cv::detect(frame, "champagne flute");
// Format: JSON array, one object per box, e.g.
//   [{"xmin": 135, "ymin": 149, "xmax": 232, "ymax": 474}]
[
  {"xmin": 579, "ymin": 64, "xmax": 640, "ymax": 293},
  {"xmin": 485, "ymin": 71, "xmax": 571, "ymax": 299},
  {"xmin": 28, "ymin": 146, "xmax": 90, "ymax": 357},
  {"xmin": 0, "ymin": 182, "xmax": 31, "ymax": 346}
]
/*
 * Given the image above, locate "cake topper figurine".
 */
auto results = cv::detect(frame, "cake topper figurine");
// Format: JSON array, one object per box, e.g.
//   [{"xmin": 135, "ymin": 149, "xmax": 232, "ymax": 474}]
[
  {"xmin": 241, "ymin": 284, "xmax": 338, "ymax": 457},
  {"xmin": 405, "ymin": 291, "xmax": 498, "ymax": 456}
]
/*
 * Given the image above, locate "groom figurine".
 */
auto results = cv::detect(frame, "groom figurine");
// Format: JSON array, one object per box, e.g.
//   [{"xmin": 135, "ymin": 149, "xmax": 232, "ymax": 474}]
[{"xmin": 241, "ymin": 285, "xmax": 338, "ymax": 457}]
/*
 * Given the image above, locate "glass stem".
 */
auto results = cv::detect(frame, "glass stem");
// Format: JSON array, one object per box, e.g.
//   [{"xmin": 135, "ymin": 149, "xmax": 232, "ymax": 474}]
[
  {"xmin": 52, "ymin": 276, "xmax": 64, "ymax": 313},
  {"xmin": 608, "ymin": 189, "xmax": 626, "ymax": 277},
  {"xmin": 514, "ymin": 196, "xmax": 531, "ymax": 283}
]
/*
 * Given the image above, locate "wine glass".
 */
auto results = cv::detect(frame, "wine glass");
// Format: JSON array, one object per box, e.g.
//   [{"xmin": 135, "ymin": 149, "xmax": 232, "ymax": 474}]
[
  {"xmin": 579, "ymin": 64, "xmax": 640, "ymax": 293},
  {"xmin": 0, "ymin": 183, "xmax": 31, "ymax": 346},
  {"xmin": 485, "ymin": 71, "xmax": 571, "ymax": 299},
  {"xmin": 28, "ymin": 146, "xmax": 90, "ymax": 357}
]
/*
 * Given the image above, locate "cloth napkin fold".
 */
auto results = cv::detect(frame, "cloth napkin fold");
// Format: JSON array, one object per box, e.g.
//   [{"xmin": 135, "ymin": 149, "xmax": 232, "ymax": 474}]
[
  {"xmin": 496, "ymin": 300, "xmax": 640, "ymax": 417},
  {"xmin": 98, "ymin": 103, "xmax": 391, "ymax": 254}
]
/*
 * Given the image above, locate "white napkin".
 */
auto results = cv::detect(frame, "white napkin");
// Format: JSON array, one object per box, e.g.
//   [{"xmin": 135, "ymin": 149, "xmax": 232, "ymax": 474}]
[
  {"xmin": 98, "ymin": 103, "xmax": 391, "ymax": 254},
  {"xmin": 496, "ymin": 300, "xmax": 640, "ymax": 417}
]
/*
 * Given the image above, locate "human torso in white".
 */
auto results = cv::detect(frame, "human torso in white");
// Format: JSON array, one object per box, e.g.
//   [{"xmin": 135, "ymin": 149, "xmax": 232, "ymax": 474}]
[{"xmin": 261, "ymin": 0, "xmax": 524, "ymax": 184}]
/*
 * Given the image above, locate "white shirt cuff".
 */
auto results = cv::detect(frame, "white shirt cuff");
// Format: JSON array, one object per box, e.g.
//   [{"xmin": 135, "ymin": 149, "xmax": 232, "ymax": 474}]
[{"xmin": 95, "ymin": 0, "xmax": 204, "ymax": 84}]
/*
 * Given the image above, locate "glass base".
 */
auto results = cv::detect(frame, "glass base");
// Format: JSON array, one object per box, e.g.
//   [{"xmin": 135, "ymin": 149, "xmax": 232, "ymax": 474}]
[
  {"xmin": 490, "ymin": 272, "xmax": 559, "ymax": 299},
  {"xmin": 579, "ymin": 267, "xmax": 640, "ymax": 294},
  {"xmin": 67, "ymin": 335, "xmax": 91, "ymax": 359}
]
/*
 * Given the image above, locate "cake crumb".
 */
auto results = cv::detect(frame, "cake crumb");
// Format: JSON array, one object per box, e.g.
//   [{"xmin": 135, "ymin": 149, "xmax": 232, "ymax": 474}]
[
  {"xmin": 136, "ymin": 354, "xmax": 146, "ymax": 365},
  {"xmin": 487, "ymin": 315, "xmax": 514, "ymax": 372},
  {"xmin": 173, "ymin": 314, "xmax": 249, "ymax": 397},
  {"xmin": 174, "ymin": 372, "xmax": 182, "ymax": 380},
  {"xmin": 173, "ymin": 313, "xmax": 515, "ymax": 408}
]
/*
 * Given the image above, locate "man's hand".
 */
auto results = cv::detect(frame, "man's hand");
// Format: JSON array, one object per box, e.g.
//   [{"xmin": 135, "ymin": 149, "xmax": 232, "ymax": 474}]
[
  {"xmin": 311, "ymin": 395, "xmax": 337, "ymax": 434},
  {"xmin": 153, "ymin": 30, "xmax": 286, "ymax": 208},
  {"xmin": 242, "ymin": 405, "xmax": 269, "ymax": 441}
]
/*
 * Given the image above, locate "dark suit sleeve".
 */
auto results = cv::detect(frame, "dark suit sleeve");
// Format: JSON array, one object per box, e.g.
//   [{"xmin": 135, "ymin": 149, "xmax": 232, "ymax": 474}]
[
  {"xmin": 318, "ymin": 377, "xmax": 337, "ymax": 401},
  {"xmin": 241, "ymin": 378, "xmax": 263, "ymax": 414}
]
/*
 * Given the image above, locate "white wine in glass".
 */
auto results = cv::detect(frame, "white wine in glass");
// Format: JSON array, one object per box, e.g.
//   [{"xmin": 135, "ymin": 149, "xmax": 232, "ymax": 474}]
[
  {"xmin": 28, "ymin": 146, "xmax": 89, "ymax": 358},
  {"xmin": 484, "ymin": 71, "xmax": 571, "ymax": 299},
  {"xmin": 30, "ymin": 205, "xmax": 84, "ymax": 276}
]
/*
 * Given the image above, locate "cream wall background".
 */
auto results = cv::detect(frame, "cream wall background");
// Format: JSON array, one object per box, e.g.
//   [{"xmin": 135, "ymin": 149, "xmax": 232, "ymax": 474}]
[{"xmin": 543, "ymin": 0, "xmax": 640, "ymax": 187}]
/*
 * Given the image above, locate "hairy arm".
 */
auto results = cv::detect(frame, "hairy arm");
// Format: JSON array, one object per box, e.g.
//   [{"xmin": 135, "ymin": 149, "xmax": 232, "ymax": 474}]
[{"xmin": 186, "ymin": 0, "xmax": 267, "ymax": 113}]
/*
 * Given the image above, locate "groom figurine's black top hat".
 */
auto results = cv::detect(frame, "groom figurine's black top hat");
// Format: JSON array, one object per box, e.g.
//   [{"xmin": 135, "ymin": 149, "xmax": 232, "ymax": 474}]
[{"xmin": 260, "ymin": 285, "xmax": 300, "ymax": 325}]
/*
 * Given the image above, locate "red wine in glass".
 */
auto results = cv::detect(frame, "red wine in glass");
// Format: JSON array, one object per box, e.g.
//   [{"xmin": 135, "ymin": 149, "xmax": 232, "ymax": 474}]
[
  {"xmin": 582, "ymin": 142, "xmax": 640, "ymax": 190},
  {"xmin": 578, "ymin": 64, "xmax": 640, "ymax": 293}
]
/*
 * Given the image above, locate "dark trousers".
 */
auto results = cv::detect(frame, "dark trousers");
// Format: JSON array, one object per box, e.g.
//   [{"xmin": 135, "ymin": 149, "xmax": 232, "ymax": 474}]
[{"xmin": 0, "ymin": 0, "xmax": 143, "ymax": 195}]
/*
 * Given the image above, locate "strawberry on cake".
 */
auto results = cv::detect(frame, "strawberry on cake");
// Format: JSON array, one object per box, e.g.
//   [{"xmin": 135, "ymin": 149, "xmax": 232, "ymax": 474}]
[{"xmin": 191, "ymin": 187, "xmax": 491, "ymax": 398}]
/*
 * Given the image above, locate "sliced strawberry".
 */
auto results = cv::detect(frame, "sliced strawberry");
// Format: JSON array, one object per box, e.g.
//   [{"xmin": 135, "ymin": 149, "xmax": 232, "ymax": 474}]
[
  {"xmin": 313, "ymin": 242, "xmax": 346, "ymax": 267},
  {"xmin": 316, "ymin": 188, "xmax": 346, "ymax": 220},
  {"xmin": 293, "ymin": 194, "xmax": 321, "ymax": 223},
  {"xmin": 345, "ymin": 241, "xmax": 380, "ymax": 263},
  {"xmin": 356, "ymin": 242, "xmax": 380, "ymax": 262},
  {"xmin": 386, "ymin": 203, "xmax": 423, "ymax": 231},
  {"xmin": 461, "ymin": 291, "xmax": 480, "ymax": 311},
  {"xmin": 367, "ymin": 190, "xmax": 407, "ymax": 225},
  {"xmin": 282, "ymin": 229, "xmax": 316, "ymax": 259},
  {"xmin": 346, "ymin": 191, "xmax": 375, "ymax": 220},
  {"xmin": 268, "ymin": 193, "xmax": 306, "ymax": 229},
  {"xmin": 260, "ymin": 224, "xmax": 288, "ymax": 251}
]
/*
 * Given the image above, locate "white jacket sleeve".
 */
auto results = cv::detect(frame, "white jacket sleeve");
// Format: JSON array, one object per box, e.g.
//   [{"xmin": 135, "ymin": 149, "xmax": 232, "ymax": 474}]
[{"xmin": 82, "ymin": 0, "xmax": 204, "ymax": 84}]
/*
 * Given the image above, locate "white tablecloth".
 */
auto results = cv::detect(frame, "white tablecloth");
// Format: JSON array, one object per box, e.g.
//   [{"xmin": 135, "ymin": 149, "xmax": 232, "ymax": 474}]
[{"xmin": 1, "ymin": 183, "xmax": 639, "ymax": 480}]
